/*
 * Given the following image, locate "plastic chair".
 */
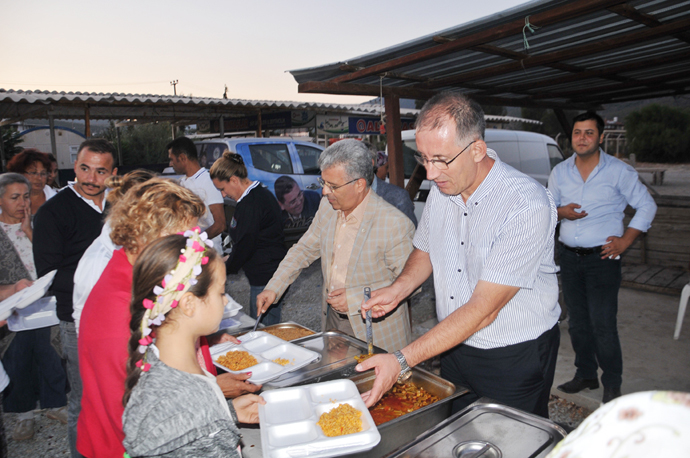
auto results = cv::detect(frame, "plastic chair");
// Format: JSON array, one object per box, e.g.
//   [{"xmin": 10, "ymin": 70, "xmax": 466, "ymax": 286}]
[{"xmin": 674, "ymin": 284, "xmax": 690, "ymax": 340}]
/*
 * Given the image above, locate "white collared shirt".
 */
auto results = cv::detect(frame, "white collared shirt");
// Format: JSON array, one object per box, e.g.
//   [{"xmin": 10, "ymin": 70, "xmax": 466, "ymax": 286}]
[
  {"xmin": 414, "ymin": 149, "xmax": 561, "ymax": 349},
  {"xmin": 67, "ymin": 182, "xmax": 107, "ymax": 213}
]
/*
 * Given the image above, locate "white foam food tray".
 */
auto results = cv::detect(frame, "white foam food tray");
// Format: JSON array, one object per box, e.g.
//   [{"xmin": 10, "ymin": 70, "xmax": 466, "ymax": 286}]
[
  {"xmin": 259, "ymin": 379, "xmax": 381, "ymax": 458},
  {"xmin": 0, "ymin": 270, "xmax": 57, "ymax": 321},
  {"xmin": 223, "ymin": 294, "xmax": 242, "ymax": 318},
  {"xmin": 210, "ymin": 331, "xmax": 320, "ymax": 385}
]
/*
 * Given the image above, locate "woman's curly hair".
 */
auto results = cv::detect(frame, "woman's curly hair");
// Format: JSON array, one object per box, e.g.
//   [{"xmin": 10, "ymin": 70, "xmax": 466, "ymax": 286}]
[
  {"xmin": 107, "ymin": 178, "xmax": 205, "ymax": 254},
  {"xmin": 105, "ymin": 169, "xmax": 157, "ymax": 206}
]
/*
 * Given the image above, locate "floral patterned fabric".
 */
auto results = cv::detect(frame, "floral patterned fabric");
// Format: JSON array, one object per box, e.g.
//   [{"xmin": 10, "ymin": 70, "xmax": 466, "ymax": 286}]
[
  {"xmin": 0, "ymin": 222, "xmax": 36, "ymax": 280},
  {"xmin": 547, "ymin": 391, "xmax": 690, "ymax": 457}
]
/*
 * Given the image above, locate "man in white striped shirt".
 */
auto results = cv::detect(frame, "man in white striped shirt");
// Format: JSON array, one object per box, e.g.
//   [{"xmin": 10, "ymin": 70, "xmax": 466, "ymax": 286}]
[{"xmin": 358, "ymin": 92, "xmax": 561, "ymax": 418}]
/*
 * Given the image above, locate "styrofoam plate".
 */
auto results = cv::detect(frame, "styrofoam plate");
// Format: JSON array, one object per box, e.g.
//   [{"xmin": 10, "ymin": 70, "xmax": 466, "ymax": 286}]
[
  {"xmin": 259, "ymin": 379, "xmax": 381, "ymax": 458},
  {"xmin": 224, "ymin": 294, "xmax": 242, "ymax": 318},
  {"xmin": 0, "ymin": 270, "xmax": 56, "ymax": 321},
  {"xmin": 8, "ymin": 296, "xmax": 59, "ymax": 331},
  {"xmin": 210, "ymin": 331, "xmax": 319, "ymax": 385}
]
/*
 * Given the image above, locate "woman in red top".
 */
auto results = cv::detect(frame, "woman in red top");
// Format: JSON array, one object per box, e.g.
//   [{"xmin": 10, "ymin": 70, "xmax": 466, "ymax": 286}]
[{"xmin": 77, "ymin": 179, "xmax": 206, "ymax": 458}]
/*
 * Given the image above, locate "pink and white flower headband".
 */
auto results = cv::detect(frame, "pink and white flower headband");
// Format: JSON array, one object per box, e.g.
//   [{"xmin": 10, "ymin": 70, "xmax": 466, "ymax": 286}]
[{"xmin": 137, "ymin": 227, "xmax": 213, "ymax": 372}]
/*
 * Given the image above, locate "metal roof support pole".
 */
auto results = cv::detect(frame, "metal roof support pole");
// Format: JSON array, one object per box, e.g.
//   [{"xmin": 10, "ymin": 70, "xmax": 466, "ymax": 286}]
[
  {"xmin": 553, "ymin": 109, "xmax": 571, "ymax": 139},
  {"xmin": 85, "ymin": 105, "xmax": 91, "ymax": 138},
  {"xmin": 384, "ymin": 94, "xmax": 404, "ymax": 188},
  {"xmin": 48, "ymin": 115, "xmax": 58, "ymax": 159},
  {"xmin": 219, "ymin": 115, "xmax": 225, "ymax": 139},
  {"xmin": 257, "ymin": 111, "xmax": 263, "ymax": 138}
]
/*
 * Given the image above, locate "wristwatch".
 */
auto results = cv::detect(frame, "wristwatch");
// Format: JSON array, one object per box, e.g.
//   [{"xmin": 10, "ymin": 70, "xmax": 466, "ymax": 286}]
[{"xmin": 393, "ymin": 350, "xmax": 412, "ymax": 383}]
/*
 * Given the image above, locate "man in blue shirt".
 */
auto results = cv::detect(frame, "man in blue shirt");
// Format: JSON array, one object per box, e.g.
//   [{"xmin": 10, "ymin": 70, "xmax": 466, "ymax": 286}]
[{"xmin": 548, "ymin": 112, "xmax": 657, "ymax": 403}]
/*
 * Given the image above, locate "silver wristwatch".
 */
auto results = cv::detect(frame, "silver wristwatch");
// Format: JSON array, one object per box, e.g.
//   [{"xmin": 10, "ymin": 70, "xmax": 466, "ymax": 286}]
[{"xmin": 394, "ymin": 350, "xmax": 412, "ymax": 383}]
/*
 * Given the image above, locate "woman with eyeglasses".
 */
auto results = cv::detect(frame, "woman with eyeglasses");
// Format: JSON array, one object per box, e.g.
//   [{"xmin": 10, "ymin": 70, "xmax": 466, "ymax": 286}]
[{"xmin": 7, "ymin": 149, "xmax": 57, "ymax": 216}]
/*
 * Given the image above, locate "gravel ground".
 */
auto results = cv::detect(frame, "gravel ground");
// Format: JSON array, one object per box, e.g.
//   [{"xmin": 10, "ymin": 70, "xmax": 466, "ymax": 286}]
[{"xmin": 5, "ymin": 410, "xmax": 69, "ymax": 457}]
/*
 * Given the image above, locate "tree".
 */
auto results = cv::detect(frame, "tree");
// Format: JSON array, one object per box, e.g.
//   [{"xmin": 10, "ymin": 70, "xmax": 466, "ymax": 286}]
[
  {"xmin": 100, "ymin": 121, "xmax": 174, "ymax": 166},
  {"xmin": 626, "ymin": 104, "xmax": 690, "ymax": 163},
  {"xmin": 1, "ymin": 127, "xmax": 24, "ymax": 169}
]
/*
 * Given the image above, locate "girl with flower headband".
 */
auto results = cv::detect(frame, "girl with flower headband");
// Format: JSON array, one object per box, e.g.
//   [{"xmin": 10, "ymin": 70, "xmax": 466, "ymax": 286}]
[
  {"xmin": 122, "ymin": 231, "xmax": 263, "ymax": 457},
  {"xmin": 78, "ymin": 179, "xmax": 260, "ymax": 458}
]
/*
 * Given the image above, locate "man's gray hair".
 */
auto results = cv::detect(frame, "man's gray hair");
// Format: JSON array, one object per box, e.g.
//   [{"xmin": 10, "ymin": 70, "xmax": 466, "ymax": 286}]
[
  {"xmin": 416, "ymin": 91, "xmax": 486, "ymax": 145},
  {"xmin": 318, "ymin": 139, "xmax": 374, "ymax": 186},
  {"xmin": 0, "ymin": 173, "xmax": 30, "ymax": 198}
]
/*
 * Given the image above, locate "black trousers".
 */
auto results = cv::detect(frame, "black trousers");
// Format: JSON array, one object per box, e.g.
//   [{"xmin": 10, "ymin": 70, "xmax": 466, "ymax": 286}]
[{"xmin": 440, "ymin": 324, "xmax": 560, "ymax": 418}]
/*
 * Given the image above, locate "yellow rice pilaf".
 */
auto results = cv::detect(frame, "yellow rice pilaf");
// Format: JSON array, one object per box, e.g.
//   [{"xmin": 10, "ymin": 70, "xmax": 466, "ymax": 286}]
[
  {"xmin": 217, "ymin": 351, "xmax": 258, "ymax": 371},
  {"xmin": 317, "ymin": 403, "xmax": 362, "ymax": 437}
]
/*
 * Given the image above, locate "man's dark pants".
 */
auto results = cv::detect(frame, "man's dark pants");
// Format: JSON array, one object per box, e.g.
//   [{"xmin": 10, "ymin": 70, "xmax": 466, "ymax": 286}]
[
  {"xmin": 440, "ymin": 324, "xmax": 560, "ymax": 418},
  {"xmin": 559, "ymin": 245, "xmax": 622, "ymax": 389}
]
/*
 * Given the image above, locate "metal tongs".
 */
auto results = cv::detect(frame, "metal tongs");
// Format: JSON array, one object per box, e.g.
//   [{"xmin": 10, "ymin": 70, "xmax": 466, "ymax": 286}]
[
  {"xmin": 364, "ymin": 287, "xmax": 373, "ymax": 355},
  {"xmin": 252, "ymin": 311, "xmax": 262, "ymax": 332}
]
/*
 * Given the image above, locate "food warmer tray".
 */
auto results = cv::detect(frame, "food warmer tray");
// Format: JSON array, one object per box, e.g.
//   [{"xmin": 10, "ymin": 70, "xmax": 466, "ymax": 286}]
[
  {"xmin": 384, "ymin": 400, "xmax": 567, "ymax": 458},
  {"xmin": 232, "ymin": 322, "xmax": 319, "ymax": 342},
  {"xmin": 306, "ymin": 366, "xmax": 469, "ymax": 458},
  {"xmin": 262, "ymin": 331, "xmax": 385, "ymax": 390},
  {"xmin": 259, "ymin": 379, "xmax": 381, "ymax": 458}
]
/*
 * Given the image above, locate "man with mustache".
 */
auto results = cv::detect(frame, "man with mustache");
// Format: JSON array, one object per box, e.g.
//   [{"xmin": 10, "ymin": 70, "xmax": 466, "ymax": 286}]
[{"xmin": 33, "ymin": 138, "xmax": 117, "ymax": 458}]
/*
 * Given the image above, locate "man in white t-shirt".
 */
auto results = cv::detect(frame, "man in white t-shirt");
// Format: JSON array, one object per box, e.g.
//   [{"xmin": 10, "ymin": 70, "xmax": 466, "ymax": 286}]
[{"xmin": 167, "ymin": 137, "xmax": 225, "ymax": 253}]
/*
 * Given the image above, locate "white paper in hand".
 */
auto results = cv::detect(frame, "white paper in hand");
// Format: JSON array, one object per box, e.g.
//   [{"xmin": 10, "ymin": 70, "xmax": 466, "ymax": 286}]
[{"xmin": 0, "ymin": 270, "xmax": 57, "ymax": 321}]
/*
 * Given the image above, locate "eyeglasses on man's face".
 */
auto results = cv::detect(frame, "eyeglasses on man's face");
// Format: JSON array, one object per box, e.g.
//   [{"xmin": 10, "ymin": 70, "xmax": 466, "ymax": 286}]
[
  {"xmin": 318, "ymin": 177, "xmax": 360, "ymax": 192},
  {"xmin": 414, "ymin": 140, "xmax": 476, "ymax": 170}
]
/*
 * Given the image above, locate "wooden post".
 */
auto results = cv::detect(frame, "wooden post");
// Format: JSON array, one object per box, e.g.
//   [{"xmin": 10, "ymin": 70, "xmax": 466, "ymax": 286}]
[
  {"xmin": 257, "ymin": 111, "xmax": 263, "ymax": 138},
  {"xmin": 0, "ymin": 126, "xmax": 5, "ymax": 171},
  {"xmin": 553, "ymin": 109, "xmax": 571, "ymax": 140},
  {"xmin": 48, "ymin": 115, "xmax": 58, "ymax": 159},
  {"xmin": 84, "ymin": 105, "xmax": 91, "ymax": 137},
  {"xmin": 406, "ymin": 163, "xmax": 426, "ymax": 201},
  {"xmin": 116, "ymin": 126, "xmax": 123, "ymax": 166},
  {"xmin": 219, "ymin": 115, "xmax": 225, "ymax": 138},
  {"xmin": 385, "ymin": 94, "xmax": 403, "ymax": 188}
]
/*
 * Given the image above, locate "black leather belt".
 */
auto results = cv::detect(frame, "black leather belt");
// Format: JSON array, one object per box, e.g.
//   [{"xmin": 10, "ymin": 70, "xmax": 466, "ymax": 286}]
[{"xmin": 563, "ymin": 244, "xmax": 602, "ymax": 256}]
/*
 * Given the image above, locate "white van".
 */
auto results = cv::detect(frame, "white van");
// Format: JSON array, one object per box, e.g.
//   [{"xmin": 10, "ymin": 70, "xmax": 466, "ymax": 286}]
[{"xmin": 399, "ymin": 129, "xmax": 565, "ymax": 221}]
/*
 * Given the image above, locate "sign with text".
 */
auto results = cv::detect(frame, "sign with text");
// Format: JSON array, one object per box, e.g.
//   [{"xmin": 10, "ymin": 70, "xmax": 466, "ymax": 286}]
[{"xmin": 349, "ymin": 116, "xmax": 416, "ymax": 135}]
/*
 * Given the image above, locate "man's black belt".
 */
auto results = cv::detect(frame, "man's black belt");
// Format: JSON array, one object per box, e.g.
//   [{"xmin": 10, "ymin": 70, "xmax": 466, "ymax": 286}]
[{"xmin": 563, "ymin": 244, "xmax": 602, "ymax": 256}]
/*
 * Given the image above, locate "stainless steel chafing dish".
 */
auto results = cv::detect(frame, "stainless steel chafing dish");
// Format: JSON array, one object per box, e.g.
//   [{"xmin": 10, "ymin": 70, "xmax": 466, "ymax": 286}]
[
  {"xmin": 385, "ymin": 400, "xmax": 567, "ymax": 458},
  {"xmin": 343, "ymin": 368, "xmax": 469, "ymax": 458},
  {"xmin": 262, "ymin": 330, "xmax": 385, "ymax": 389},
  {"xmin": 230, "ymin": 321, "xmax": 318, "ymax": 342},
  {"xmin": 280, "ymin": 334, "xmax": 470, "ymax": 458}
]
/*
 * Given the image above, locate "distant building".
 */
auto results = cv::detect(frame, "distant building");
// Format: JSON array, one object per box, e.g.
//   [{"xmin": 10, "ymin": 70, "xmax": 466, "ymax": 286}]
[{"xmin": 18, "ymin": 126, "xmax": 86, "ymax": 169}]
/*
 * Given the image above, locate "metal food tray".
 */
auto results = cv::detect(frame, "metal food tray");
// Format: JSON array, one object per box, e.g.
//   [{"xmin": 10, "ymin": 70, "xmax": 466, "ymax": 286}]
[
  {"xmin": 331, "ymin": 367, "xmax": 468, "ymax": 458},
  {"xmin": 232, "ymin": 322, "xmax": 319, "ymax": 342},
  {"xmin": 263, "ymin": 331, "xmax": 385, "ymax": 390},
  {"xmin": 385, "ymin": 400, "xmax": 567, "ymax": 458},
  {"xmin": 259, "ymin": 379, "xmax": 381, "ymax": 458},
  {"xmin": 210, "ymin": 331, "xmax": 320, "ymax": 385}
]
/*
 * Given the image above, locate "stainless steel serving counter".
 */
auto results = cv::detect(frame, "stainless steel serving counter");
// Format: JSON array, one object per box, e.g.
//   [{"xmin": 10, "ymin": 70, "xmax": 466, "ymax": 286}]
[{"xmin": 385, "ymin": 399, "xmax": 567, "ymax": 458}]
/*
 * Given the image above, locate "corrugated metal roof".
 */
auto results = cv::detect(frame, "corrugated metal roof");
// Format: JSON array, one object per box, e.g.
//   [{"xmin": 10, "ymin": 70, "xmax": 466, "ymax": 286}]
[
  {"xmin": 289, "ymin": 0, "xmax": 690, "ymax": 110},
  {"xmin": 0, "ymin": 89, "xmax": 419, "ymax": 124}
]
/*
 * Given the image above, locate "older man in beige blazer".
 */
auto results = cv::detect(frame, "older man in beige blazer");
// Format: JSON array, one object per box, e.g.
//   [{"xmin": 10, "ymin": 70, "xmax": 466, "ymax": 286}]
[{"xmin": 257, "ymin": 139, "xmax": 415, "ymax": 352}]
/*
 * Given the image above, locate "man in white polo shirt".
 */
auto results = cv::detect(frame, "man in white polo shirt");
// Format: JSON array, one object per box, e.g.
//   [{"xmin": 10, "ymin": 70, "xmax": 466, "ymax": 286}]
[
  {"xmin": 358, "ymin": 92, "xmax": 561, "ymax": 418},
  {"xmin": 167, "ymin": 137, "xmax": 225, "ymax": 253}
]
